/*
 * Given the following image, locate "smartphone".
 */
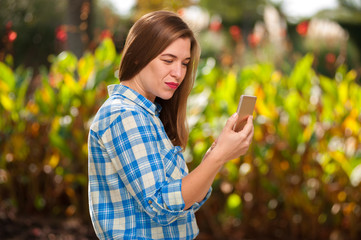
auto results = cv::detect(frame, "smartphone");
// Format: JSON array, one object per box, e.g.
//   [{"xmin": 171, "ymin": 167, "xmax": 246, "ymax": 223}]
[{"xmin": 233, "ymin": 95, "xmax": 257, "ymax": 132}]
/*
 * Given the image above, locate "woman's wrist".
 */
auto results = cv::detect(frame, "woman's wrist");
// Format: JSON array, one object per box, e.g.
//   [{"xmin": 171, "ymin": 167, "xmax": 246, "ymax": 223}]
[{"xmin": 202, "ymin": 146, "xmax": 225, "ymax": 170}]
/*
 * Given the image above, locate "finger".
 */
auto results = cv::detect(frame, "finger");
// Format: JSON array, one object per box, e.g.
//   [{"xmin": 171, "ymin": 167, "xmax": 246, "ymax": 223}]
[
  {"xmin": 239, "ymin": 116, "xmax": 253, "ymax": 136},
  {"xmin": 245, "ymin": 124, "xmax": 254, "ymax": 143},
  {"xmin": 225, "ymin": 113, "xmax": 239, "ymax": 130},
  {"xmin": 211, "ymin": 140, "xmax": 217, "ymax": 150}
]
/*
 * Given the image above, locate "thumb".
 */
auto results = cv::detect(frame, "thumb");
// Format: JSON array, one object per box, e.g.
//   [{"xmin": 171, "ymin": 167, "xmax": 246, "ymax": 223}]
[{"xmin": 225, "ymin": 113, "xmax": 238, "ymax": 130}]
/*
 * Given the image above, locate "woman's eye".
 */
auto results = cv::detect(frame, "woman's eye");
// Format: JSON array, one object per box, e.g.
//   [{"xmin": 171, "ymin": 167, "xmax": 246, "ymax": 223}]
[
  {"xmin": 163, "ymin": 60, "xmax": 172, "ymax": 64},
  {"xmin": 182, "ymin": 62, "xmax": 189, "ymax": 67}
]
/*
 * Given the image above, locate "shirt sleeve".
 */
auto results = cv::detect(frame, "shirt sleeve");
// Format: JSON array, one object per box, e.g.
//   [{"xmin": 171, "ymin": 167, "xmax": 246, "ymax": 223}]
[{"xmin": 101, "ymin": 108, "xmax": 209, "ymax": 225}]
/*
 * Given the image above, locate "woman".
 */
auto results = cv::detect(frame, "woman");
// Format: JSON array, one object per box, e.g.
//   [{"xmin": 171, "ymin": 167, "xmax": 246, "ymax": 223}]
[{"xmin": 88, "ymin": 10, "xmax": 254, "ymax": 239}]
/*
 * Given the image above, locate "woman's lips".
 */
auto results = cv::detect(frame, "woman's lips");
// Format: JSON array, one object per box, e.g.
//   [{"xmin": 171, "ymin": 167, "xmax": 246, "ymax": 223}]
[{"xmin": 165, "ymin": 82, "xmax": 179, "ymax": 89}]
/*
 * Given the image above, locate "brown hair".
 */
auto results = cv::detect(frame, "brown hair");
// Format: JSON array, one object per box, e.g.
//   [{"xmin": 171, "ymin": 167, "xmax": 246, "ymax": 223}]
[{"xmin": 118, "ymin": 10, "xmax": 200, "ymax": 149}]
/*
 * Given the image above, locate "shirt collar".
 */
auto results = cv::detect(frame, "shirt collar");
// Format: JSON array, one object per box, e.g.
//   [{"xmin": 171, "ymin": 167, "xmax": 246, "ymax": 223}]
[{"xmin": 107, "ymin": 84, "xmax": 162, "ymax": 116}]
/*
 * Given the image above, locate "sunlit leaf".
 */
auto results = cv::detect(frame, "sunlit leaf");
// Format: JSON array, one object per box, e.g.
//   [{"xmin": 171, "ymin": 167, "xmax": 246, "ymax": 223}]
[
  {"xmin": 343, "ymin": 111, "xmax": 360, "ymax": 134},
  {"xmin": 344, "ymin": 69, "xmax": 357, "ymax": 83},
  {"xmin": 331, "ymin": 151, "xmax": 351, "ymax": 176},
  {"xmin": 320, "ymin": 95, "xmax": 334, "ymax": 122},
  {"xmin": 319, "ymin": 75, "xmax": 337, "ymax": 100},
  {"xmin": 302, "ymin": 122, "xmax": 315, "ymax": 142},
  {"xmin": 193, "ymin": 141, "xmax": 207, "ymax": 158},
  {"xmin": 0, "ymin": 93, "xmax": 14, "ymax": 111},
  {"xmin": 56, "ymin": 51, "xmax": 78, "ymax": 73},
  {"xmin": 338, "ymin": 81, "xmax": 348, "ymax": 105},
  {"xmin": 64, "ymin": 73, "xmax": 81, "ymax": 95},
  {"xmin": 289, "ymin": 53, "xmax": 314, "ymax": 92},
  {"xmin": 224, "ymin": 162, "xmax": 239, "ymax": 181},
  {"xmin": 95, "ymin": 38, "xmax": 116, "ymax": 66},
  {"xmin": 284, "ymin": 91, "xmax": 301, "ymax": 116},
  {"xmin": 256, "ymin": 99, "xmax": 276, "ymax": 119},
  {"xmin": 49, "ymin": 153, "xmax": 60, "ymax": 169},
  {"xmin": 0, "ymin": 62, "xmax": 15, "ymax": 91},
  {"xmin": 227, "ymin": 193, "xmax": 242, "ymax": 209},
  {"xmin": 78, "ymin": 53, "xmax": 95, "ymax": 88}
]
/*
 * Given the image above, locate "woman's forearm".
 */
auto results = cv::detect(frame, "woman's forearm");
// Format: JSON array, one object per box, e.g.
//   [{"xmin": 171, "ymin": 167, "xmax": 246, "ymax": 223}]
[{"xmin": 181, "ymin": 150, "xmax": 223, "ymax": 210}]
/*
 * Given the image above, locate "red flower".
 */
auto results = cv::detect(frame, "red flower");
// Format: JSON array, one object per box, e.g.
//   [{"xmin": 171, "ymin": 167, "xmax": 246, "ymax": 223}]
[
  {"xmin": 177, "ymin": 8, "xmax": 184, "ymax": 17},
  {"xmin": 8, "ymin": 31, "xmax": 17, "ymax": 42},
  {"xmin": 247, "ymin": 33, "xmax": 260, "ymax": 48},
  {"xmin": 229, "ymin": 25, "xmax": 241, "ymax": 41},
  {"xmin": 325, "ymin": 53, "xmax": 336, "ymax": 64},
  {"xmin": 296, "ymin": 21, "xmax": 309, "ymax": 37},
  {"xmin": 209, "ymin": 20, "xmax": 222, "ymax": 32},
  {"xmin": 56, "ymin": 25, "xmax": 67, "ymax": 42},
  {"xmin": 100, "ymin": 29, "xmax": 112, "ymax": 40}
]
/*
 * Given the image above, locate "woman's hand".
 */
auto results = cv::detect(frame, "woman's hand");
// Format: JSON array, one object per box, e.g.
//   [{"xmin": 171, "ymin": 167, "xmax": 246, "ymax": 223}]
[
  {"xmin": 182, "ymin": 113, "xmax": 254, "ymax": 209},
  {"xmin": 207, "ymin": 113, "xmax": 254, "ymax": 165}
]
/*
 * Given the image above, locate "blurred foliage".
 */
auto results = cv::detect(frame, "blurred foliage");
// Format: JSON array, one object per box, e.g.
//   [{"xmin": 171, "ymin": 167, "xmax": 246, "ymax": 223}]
[
  {"xmin": 338, "ymin": 0, "xmax": 361, "ymax": 11},
  {"xmin": 1, "ymin": 38, "xmax": 361, "ymax": 239},
  {"xmin": 0, "ymin": 0, "xmax": 131, "ymax": 69},
  {"xmin": 0, "ymin": 38, "xmax": 119, "ymax": 217},
  {"xmin": 0, "ymin": 0, "xmax": 65, "ymax": 68},
  {"xmin": 1, "ymin": 0, "xmax": 361, "ymax": 238},
  {"xmin": 188, "ymin": 54, "xmax": 361, "ymax": 239}
]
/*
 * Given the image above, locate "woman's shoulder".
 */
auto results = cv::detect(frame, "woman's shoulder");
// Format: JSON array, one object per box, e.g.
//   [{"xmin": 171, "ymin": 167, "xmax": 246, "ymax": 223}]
[{"xmin": 90, "ymin": 97, "xmax": 151, "ymax": 133}]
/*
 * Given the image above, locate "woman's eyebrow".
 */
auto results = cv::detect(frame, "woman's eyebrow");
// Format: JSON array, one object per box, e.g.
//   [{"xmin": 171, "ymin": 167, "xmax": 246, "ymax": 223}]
[{"xmin": 160, "ymin": 53, "xmax": 191, "ymax": 60}]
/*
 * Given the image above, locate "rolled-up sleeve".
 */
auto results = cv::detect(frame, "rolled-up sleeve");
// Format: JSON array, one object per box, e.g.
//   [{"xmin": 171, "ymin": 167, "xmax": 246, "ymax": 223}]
[{"xmin": 101, "ymin": 108, "xmax": 205, "ymax": 225}]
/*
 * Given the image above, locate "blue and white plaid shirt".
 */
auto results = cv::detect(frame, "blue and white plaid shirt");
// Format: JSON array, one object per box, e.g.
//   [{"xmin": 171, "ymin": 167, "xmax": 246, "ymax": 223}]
[{"xmin": 88, "ymin": 84, "xmax": 211, "ymax": 239}]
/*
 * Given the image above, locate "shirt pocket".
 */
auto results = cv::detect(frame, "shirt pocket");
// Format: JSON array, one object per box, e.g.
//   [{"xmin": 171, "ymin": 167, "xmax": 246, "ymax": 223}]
[{"xmin": 161, "ymin": 146, "xmax": 188, "ymax": 181}]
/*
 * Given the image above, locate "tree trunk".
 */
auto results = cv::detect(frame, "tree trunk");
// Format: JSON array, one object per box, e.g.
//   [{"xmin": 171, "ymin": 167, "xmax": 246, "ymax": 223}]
[{"xmin": 66, "ymin": 0, "xmax": 92, "ymax": 58}]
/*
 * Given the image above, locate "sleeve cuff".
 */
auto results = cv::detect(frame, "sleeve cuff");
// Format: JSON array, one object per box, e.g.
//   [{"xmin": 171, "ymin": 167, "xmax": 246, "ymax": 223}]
[
  {"xmin": 142, "ymin": 181, "xmax": 212, "ymax": 225},
  {"xmin": 143, "ymin": 179, "xmax": 186, "ymax": 225},
  {"xmin": 191, "ymin": 186, "xmax": 212, "ymax": 212}
]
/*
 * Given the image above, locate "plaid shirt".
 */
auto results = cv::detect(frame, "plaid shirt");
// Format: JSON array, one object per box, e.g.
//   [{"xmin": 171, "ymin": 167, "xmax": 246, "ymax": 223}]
[{"xmin": 88, "ymin": 84, "xmax": 211, "ymax": 239}]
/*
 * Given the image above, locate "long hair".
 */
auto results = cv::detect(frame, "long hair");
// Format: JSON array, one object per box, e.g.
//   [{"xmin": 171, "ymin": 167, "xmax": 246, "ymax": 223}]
[{"xmin": 118, "ymin": 10, "xmax": 200, "ymax": 149}]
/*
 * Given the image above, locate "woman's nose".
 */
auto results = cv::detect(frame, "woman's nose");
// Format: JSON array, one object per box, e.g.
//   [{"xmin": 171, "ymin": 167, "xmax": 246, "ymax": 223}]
[{"xmin": 170, "ymin": 63, "xmax": 184, "ymax": 79}]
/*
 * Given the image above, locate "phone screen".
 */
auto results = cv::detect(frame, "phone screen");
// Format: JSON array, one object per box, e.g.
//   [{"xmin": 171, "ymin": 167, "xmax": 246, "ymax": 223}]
[{"xmin": 233, "ymin": 95, "xmax": 257, "ymax": 132}]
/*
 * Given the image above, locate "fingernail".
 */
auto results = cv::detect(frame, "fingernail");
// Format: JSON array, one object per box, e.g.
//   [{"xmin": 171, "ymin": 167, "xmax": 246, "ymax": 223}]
[{"xmin": 232, "ymin": 113, "xmax": 238, "ymax": 118}]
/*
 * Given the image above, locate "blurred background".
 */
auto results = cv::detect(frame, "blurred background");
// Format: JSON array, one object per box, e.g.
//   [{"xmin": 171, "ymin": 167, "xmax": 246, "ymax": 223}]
[{"xmin": 1, "ymin": 0, "xmax": 361, "ymax": 239}]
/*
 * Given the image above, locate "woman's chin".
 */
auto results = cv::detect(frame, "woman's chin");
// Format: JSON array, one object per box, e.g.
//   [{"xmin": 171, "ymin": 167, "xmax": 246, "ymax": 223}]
[{"xmin": 158, "ymin": 92, "xmax": 175, "ymax": 101}]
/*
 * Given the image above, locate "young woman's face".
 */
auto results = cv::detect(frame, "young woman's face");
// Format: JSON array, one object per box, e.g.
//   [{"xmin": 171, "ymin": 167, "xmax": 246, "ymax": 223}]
[{"xmin": 131, "ymin": 37, "xmax": 191, "ymax": 102}]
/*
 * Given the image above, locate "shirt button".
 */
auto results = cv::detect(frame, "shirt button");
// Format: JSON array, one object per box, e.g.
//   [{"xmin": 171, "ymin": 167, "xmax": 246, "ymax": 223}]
[{"xmin": 148, "ymin": 200, "xmax": 152, "ymax": 204}]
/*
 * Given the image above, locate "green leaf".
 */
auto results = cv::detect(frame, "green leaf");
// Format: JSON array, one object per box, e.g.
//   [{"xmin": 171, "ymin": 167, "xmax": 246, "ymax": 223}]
[
  {"xmin": 224, "ymin": 162, "xmax": 239, "ymax": 182},
  {"xmin": 78, "ymin": 52, "xmax": 95, "ymax": 87},
  {"xmin": 0, "ymin": 93, "xmax": 14, "ymax": 111},
  {"xmin": 319, "ymin": 75, "xmax": 337, "ymax": 100},
  {"xmin": 0, "ymin": 62, "xmax": 16, "ymax": 91},
  {"xmin": 15, "ymin": 68, "xmax": 32, "ymax": 110},
  {"xmin": 95, "ymin": 38, "xmax": 116, "ymax": 66},
  {"xmin": 55, "ymin": 51, "xmax": 78, "ymax": 73},
  {"xmin": 49, "ymin": 129, "xmax": 72, "ymax": 159},
  {"xmin": 289, "ymin": 53, "xmax": 314, "ymax": 91},
  {"xmin": 227, "ymin": 193, "xmax": 242, "ymax": 209}
]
